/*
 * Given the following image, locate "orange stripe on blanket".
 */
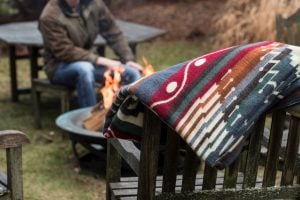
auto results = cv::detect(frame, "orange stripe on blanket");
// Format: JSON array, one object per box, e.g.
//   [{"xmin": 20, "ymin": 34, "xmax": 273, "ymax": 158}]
[{"xmin": 179, "ymin": 44, "xmax": 276, "ymax": 142}]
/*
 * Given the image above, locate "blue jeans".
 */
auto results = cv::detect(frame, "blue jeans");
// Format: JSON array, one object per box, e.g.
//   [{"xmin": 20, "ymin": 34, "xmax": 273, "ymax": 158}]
[{"xmin": 52, "ymin": 61, "xmax": 141, "ymax": 108}]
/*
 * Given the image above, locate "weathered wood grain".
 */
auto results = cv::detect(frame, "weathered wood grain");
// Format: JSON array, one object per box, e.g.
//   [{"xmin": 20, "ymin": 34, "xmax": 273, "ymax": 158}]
[
  {"xmin": 281, "ymin": 115, "xmax": 300, "ymax": 186},
  {"xmin": 107, "ymin": 103, "xmax": 300, "ymax": 199},
  {"xmin": 0, "ymin": 130, "xmax": 29, "ymax": 149},
  {"xmin": 0, "ymin": 130, "xmax": 29, "ymax": 200},
  {"xmin": 262, "ymin": 110, "xmax": 285, "ymax": 187},
  {"xmin": 137, "ymin": 107, "xmax": 161, "ymax": 200},
  {"xmin": 243, "ymin": 116, "xmax": 265, "ymax": 188},
  {"xmin": 181, "ymin": 145, "xmax": 200, "ymax": 192},
  {"xmin": 162, "ymin": 128, "xmax": 180, "ymax": 193}
]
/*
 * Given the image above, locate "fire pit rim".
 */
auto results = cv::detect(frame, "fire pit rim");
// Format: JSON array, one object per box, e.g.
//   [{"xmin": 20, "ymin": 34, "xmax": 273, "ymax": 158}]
[{"xmin": 55, "ymin": 107, "xmax": 105, "ymax": 139}]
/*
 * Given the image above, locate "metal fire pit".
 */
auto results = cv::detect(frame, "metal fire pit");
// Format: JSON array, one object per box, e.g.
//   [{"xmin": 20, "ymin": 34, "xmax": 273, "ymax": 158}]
[{"xmin": 56, "ymin": 107, "xmax": 107, "ymax": 172}]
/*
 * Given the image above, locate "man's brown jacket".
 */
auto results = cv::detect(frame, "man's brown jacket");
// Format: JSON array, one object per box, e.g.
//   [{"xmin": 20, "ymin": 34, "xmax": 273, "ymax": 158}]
[{"xmin": 39, "ymin": 0, "xmax": 135, "ymax": 79}]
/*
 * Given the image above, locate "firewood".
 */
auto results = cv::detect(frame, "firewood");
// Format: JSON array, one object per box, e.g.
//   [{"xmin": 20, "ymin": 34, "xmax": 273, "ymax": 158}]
[{"xmin": 83, "ymin": 103, "xmax": 108, "ymax": 131}]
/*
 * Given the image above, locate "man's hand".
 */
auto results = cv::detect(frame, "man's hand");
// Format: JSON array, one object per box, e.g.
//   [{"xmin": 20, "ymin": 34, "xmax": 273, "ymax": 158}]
[
  {"xmin": 96, "ymin": 57, "xmax": 122, "ymax": 70},
  {"xmin": 126, "ymin": 61, "xmax": 144, "ymax": 72},
  {"xmin": 96, "ymin": 57, "xmax": 144, "ymax": 72}
]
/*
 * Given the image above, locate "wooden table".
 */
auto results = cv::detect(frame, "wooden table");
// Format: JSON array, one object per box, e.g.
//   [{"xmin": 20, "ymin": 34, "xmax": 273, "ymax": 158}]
[{"xmin": 0, "ymin": 20, "xmax": 165, "ymax": 102}]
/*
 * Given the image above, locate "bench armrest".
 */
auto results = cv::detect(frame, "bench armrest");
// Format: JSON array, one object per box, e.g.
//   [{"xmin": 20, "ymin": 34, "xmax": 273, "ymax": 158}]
[
  {"xmin": 0, "ymin": 130, "xmax": 30, "ymax": 149},
  {"xmin": 110, "ymin": 138, "xmax": 140, "ymax": 175},
  {"xmin": 286, "ymin": 104, "xmax": 300, "ymax": 118}
]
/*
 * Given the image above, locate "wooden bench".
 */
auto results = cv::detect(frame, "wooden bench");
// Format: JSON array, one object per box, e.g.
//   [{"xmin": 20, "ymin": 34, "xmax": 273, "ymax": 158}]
[
  {"xmin": 31, "ymin": 78, "xmax": 74, "ymax": 129},
  {"xmin": 106, "ymin": 105, "xmax": 300, "ymax": 200},
  {"xmin": 0, "ymin": 130, "xmax": 30, "ymax": 200},
  {"xmin": 31, "ymin": 46, "xmax": 127, "ymax": 129}
]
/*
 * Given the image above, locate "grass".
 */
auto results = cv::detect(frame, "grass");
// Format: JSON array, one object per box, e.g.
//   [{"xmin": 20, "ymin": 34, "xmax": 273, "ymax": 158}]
[{"xmin": 0, "ymin": 40, "xmax": 209, "ymax": 199}]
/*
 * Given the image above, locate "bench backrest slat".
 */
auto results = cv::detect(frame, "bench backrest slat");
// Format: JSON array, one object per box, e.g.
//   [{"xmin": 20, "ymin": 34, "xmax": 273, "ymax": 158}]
[
  {"xmin": 202, "ymin": 164, "xmax": 218, "ymax": 190},
  {"xmin": 298, "ymin": 173, "xmax": 300, "ymax": 184},
  {"xmin": 181, "ymin": 145, "xmax": 201, "ymax": 192},
  {"xmin": 223, "ymin": 157, "xmax": 240, "ymax": 189},
  {"xmin": 243, "ymin": 116, "xmax": 265, "ymax": 188},
  {"xmin": 162, "ymin": 127, "xmax": 181, "ymax": 193},
  {"xmin": 280, "ymin": 115, "xmax": 300, "ymax": 186},
  {"xmin": 262, "ymin": 110, "xmax": 286, "ymax": 187},
  {"xmin": 138, "ymin": 108, "xmax": 161, "ymax": 200}
]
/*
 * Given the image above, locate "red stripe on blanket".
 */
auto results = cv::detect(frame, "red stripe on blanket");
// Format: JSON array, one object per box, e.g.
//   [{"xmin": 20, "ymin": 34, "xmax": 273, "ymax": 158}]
[
  {"xmin": 148, "ymin": 47, "xmax": 232, "ymax": 118},
  {"xmin": 150, "ymin": 41, "xmax": 273, "ymax": 120}
]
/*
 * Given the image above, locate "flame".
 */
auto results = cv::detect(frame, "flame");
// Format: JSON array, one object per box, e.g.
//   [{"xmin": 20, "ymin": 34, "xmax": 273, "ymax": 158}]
[
  {"xmin": 100, "ymin": 67, "xmax": 123, "ymax": 109},
  {"xmin": 100, "ymin": 58, "xmax": 154, "ymax": 109},
  {"xmin": 142, "ymin": 56, "xmax": 154, "ymax": 76}
]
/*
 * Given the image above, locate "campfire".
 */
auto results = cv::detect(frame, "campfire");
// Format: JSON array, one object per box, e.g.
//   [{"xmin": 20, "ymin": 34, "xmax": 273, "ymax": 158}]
[
  {"xmin": 142, "ymin": 56, "xmax": 154, "ymax": 77},
  {"xmin": 101, "ymin": 57, "xmax": 154, "ymax": 110},
  {"xmin": 83, "ymin": 58, "xmax": 154, "ymax": 131},
  {"xmin": 100, "ymin": 67, "xmax": 124, "ymax": 109}
]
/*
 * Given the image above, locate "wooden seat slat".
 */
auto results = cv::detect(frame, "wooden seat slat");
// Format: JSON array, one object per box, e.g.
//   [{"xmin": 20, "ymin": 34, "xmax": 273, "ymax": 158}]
[
  {"xmin": 111, "ymin": 173, "xmax": 264, "ymax": 198},
  {"xmin": 119, "ymin": 173, "xmax": 246, "ymax": 183},
  {"xmin": 111, "ymin": 173, "xmax": 263, "ymax": 189}
]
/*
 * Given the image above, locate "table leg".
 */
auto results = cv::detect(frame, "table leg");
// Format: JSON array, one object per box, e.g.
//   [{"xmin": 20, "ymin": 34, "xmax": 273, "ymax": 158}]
[
  {"xmin": 129, "ymin": 43, "xmax": 137, "ymax": 56},
  {"xmin": 97, "ymin": 46, "xmax": 105, "ymax": 56},
  {"xmin": 71, "ymin": 140, "xmax": 81, "ymax": 164},
  {"xmin": 8, "ymin": 45, "xmax": 18, "ymax": 102},
  {"xmin": 8, "ymin": 45, "xmax": 39, "ymax": 102},
  {"xmin": 29, "ymin": 46, "xmax": 39, "ymax": 80}
]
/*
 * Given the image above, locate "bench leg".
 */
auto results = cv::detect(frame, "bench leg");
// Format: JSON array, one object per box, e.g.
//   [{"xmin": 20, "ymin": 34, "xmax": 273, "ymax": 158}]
[
  {"xmin": 106, "ymin": 139, "xmax": 121, "ymax": 200},
  {"xmin": 7, "ymin": 147, "xmax": 24, "ymax": 200},
  {"xmin": 61, "ymin": 92, "xmax": 71, "ymax": 113},
  {"xmin": 32, "ymin": 87, "xmax": 42, "ymax": 129}
]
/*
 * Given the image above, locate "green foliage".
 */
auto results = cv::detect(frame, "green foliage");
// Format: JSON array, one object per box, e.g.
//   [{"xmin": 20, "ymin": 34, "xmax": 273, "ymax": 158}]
[
  {"xmin": 0, "ymin": 0, "xmax": 18, "ymax": 15},
  {"xmin": 0, "ymin": 40, "xmax": 208, "ymax": 199},
  {"xmin": 137, "ymin": 40, "xmax": 211, "ymax": 70}
]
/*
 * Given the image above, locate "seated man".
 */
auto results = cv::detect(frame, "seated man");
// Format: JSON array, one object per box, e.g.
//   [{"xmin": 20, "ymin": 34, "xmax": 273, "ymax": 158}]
[{"xmin": 39, "ymin": 0, "xmax": 142, "ymax": 108}]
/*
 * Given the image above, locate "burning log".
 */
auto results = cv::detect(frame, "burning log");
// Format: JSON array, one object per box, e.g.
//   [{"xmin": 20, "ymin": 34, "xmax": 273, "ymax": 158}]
[
  {"xmin": 83, "ymin": 68, "xmax": 123, "ymax": 131},
  {"xmin": 82, "ymin": 102, "xmax": 107, "ymax": 131},
  {"xmin": 83, "ymin": 59, "xmax": 154, "ymax": 131}
]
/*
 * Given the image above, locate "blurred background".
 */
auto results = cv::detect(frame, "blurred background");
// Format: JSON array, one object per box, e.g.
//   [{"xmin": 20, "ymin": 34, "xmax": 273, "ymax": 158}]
[
  {"xmin": 0, "ymin": 1, "xmax": 299, "ymax": 199},
  {"xmin": 1, "ymin": 0, "xmax": 300, "ymax": 49}
]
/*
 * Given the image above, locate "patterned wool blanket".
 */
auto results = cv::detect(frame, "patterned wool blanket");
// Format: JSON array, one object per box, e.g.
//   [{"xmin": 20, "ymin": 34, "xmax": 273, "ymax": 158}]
[{"xmin": 103, "ymin": 41, "xmax": 300, "ymax": 168}]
